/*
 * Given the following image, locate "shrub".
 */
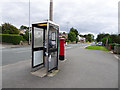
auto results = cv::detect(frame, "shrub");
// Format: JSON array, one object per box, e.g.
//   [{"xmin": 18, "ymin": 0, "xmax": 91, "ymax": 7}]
[
  {"xmin": 2, "ymin": 23, "xmax": 19, "ymax": 34},
  {"xmin": 101, "ymin": 37, "xmax": 112, "ymax": 45},
  {"xmin": 115, "ymin": 44, "xmax": 120, "ymax": 47},
  {"xmin": 0, "ymin": 34, "xmax": 24, "ymax": 45},
  {"xmin": 20, "ymin": 30, "xmax": 31, "ymax": 41},
  {"xmin": 65, "ymin": 39, "xmax": 69, "ymax": 42}
]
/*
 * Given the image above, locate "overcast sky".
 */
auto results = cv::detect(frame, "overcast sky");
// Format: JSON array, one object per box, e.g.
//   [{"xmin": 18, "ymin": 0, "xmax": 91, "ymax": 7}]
[{"xmin": 0, "ymin": 0, "xmax": 119, "ymax": 37}]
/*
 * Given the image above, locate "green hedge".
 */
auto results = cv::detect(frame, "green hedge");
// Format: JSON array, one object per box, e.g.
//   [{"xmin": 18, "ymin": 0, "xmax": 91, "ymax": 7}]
[{"xmin": 0, "ymin": 34, "xmax": 24, "ymax": 45}]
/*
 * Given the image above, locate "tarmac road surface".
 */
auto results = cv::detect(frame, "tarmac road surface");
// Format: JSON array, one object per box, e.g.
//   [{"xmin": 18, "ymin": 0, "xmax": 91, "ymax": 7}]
[{"xmin": 2, "ymin": 43, "xmax": 118, "ymax": 88}]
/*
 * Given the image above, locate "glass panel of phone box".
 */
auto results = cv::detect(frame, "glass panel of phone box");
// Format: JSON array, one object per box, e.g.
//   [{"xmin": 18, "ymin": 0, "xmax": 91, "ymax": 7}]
[{"xmin": 48, "ymin": 25, "xmax": 58, "ymax": 71}]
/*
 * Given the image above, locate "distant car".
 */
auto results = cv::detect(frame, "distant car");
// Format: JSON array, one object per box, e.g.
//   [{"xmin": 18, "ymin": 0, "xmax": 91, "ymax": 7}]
[{"xmin": 96, "ymin": 42, "xmax": 102, "ymax": 46}]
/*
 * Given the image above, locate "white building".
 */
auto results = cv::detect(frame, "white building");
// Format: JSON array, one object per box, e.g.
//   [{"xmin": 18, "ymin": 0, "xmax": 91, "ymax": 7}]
[{"xmin": 77, "ymin": 35, "xmax": 86, "ymax": 43}]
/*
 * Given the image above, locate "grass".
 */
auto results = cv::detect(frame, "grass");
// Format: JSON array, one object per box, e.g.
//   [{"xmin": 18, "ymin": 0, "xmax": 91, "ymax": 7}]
[{"xmin": 85, "ymin": 45, "xmax": 109, "ymax": 51}]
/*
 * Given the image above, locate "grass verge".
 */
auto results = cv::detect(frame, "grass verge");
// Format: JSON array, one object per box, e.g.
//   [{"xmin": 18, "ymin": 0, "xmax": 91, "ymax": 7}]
[{"xmin": 85, "ymin": 45, "xmax": 109, "ymax": 51}]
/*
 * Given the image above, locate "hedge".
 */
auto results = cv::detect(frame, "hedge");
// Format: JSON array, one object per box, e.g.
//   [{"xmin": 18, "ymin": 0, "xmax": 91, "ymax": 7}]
[{"xmin": 0, "ymin": 34, "xmax": 24, "ymax": 45}]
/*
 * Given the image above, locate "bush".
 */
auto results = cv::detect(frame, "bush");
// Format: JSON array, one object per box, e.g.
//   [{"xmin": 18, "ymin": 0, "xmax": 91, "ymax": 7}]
[
  {"xmin": 115, "ymin": 44, "xmax": 120, "ymax": 47},
  {"xmin": 2, "ymin": 23, "xmax": 19, "ymax": 34},
  {"xmin": 20, "ymin": 30, "xmax": 31, "ymax": 41},
  {"xmin": 65, "ymin": 39, "xmax": 69, "ymax": 42},
  {"xmin": 0, "ymin": 34, "xmax": 24, "ymax": 45}
]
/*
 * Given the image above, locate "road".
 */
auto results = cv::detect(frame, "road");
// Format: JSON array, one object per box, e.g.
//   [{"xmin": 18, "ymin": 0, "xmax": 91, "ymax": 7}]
[
  {"xmin": 2, "ymin": 43, "xmax": 92, "ymax": 66},
  {"xmin": 2, "ymin": 43, "xmax": 118, "ymax": 88},
  {"xmin": 2, "ymin": 46, "xmax": 31, "ymax": 66}
]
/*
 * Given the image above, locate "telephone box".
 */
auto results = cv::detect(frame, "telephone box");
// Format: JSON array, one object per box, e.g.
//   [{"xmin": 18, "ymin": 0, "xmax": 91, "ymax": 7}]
[{"xmin": 32, "ymin": 20, "xmax": 59, "ymax": 75}]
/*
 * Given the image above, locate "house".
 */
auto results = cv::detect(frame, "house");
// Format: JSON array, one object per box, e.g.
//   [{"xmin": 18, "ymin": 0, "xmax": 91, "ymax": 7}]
[
  {"xmin": 77, "ymin": 35, "xmax": 86, "ymax": 43},
  {"xmin": 19, "ymin": 29, "xmax": 26, "ymax": 34},
  {"xmin": 19, "ymin": 27, "xmax": 32, "ymax": 34}
]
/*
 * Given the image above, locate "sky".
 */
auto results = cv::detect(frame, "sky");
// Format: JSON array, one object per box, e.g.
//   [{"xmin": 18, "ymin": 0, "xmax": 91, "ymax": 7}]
[{"xmin": 0, "ymin": 0, "xmax": 119, "ymax": 38}]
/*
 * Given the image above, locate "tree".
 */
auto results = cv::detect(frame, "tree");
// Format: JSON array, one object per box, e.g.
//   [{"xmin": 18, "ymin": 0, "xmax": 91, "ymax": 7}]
[
  {"xmin": 96, "ymin": 33, "xmax": 110, "ymax": 42},
  {"xmin": 20, "ymin": 25, "xmax": 28, "ymax": 30},
  {"xmin": 68, "ymin": 32, "xmax": 76, "ymax": 42},
  {"xmin": 0, "ymin": 26, "xmax": 2, "ymax": 33},
  {"xmin": 118, "ymin": 34, "xmax": 120, "ymax": 44},
  {"xmin": 2, "ymin": 23, "xmax": 19, "ymax": 34},
  {"xmin": 101, "ymin": 37, "xmax": 112, "ymax": 45},
  {"xmin": 23, "ymin": 30, "xmax": 29, "ymax": 41},
  {"xmin": 63, "ymin": 32, "xmax": 66, "ymax": 34},
  {"xmin": 70, "ymin": 27, "xmax": 78, "ymax": 37},
  {"xmin": 83, "ymin": 34, "xmax": 94, "ymax": 42},
  {"xmin": 79, "ymin": 34, "xmax": 84, "ymax": 37},
  {"xmin": 110, "ymin": 34, "xmax": 118, "ymax": 43}
]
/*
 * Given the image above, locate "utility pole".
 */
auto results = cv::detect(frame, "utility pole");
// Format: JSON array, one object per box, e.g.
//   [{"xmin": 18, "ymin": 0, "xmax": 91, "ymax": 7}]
[
  {"xmin": 28, "ymin": 0, "xmax": 31, "ymax": 45},
  {"xmin": 49, "ymin": 0, "xmax": 53, "ymax": 21}
]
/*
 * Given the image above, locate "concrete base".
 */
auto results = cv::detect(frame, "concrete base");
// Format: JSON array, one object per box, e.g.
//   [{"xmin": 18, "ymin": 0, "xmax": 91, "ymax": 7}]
[
  {"xmin": 31, "ymin": 67, "xmax": 47, "ymax": 78},
  {"xmin": 31, "ymin": 67, "xmax": 59, "ymax": 78},
  {"xmin": 47, "ymin": 70, "xmax": 59, "ymax": 77}
]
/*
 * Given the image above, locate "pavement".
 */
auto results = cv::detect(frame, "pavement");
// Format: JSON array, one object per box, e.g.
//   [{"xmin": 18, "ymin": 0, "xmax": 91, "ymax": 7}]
[{"xmin": 2, "ymin": 44, "xmax": 118, "ymax": 88}]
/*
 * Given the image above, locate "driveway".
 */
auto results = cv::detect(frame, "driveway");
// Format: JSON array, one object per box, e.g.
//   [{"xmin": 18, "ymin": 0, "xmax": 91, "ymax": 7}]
[{"xmin": 2, "ymin": 46, "xmax": 118, "ymax": 88}]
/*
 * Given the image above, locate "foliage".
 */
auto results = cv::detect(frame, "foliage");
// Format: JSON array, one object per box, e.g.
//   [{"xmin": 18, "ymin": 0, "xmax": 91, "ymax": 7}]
[
  {"xmin": 101, "ymin": 37, "xmax": 112, "ymax": 45},
  {"xmin": 86, "ymin": 34, "xmax": 94, "ymax": 42},
  {"xmin": 110, "ymin": 34, "xmax": 118, "ymax": 43},
  {"xmin": 85, "ymin": 45, "xmax": 109, "ymax": 51},
  {"xmin": 82, "ymin": 34, "xmax": 94, "ymax": 42},
  {"xmin": 0, "ymin": 26, "xmax": 2, "ymax": 33},
  {"xmin": 24, "ymin": 30, "xmax": 29, "ymax": 41},
  {"xmin": 62, "ymin": 36, "xmax": 65, "ymax": 38},
  {"xmin": 68, "ymin": 27, "xmax": 78, "ymax": 42},
  {"xmin": 76, "ymin": 38, "xmax": 78, "ymax": 43},
  {"xmin": 65, "ymin": 39, "xmax": 69, "ymax": 42},
  {"xmin": 118, "ymin": 35, "xmax": 120, "ymax": 44},
  {"xmin": 68, "ymin": 32, "xmax": 76, "ymax": 42},
  {"xmin": 20, "ymin": 25, "xmax": 28, "ymax": 30},
  {"xmin": 96, "ymin": 33, "xmax": 110, "ymax": 42},
  {"xmin": 70, "ymin": 27, "xmax": 78, "ymax": 37},
  {"xmin": 79, "ymin": 34, "xmax": 84, "ymax": 37},
  {"xmin": 2, "ymin": 23, "xmax": 19, "ymax": 34},
  {"xmin": 115, "ymin": 44, "xmax": 120, "ymax": 47},
  {"xmin": 20, "ymin": 30, "xmax": 31, "ymax": 41},
  {"xmin": 63, "ymin": 32, "xmax": 66, "ymax": 34},
  {"xmin": 97, "ymin": 33, "xmax": 120, "ymax": 46},
  {"xmin": 0, "ymin": 34, "xmax": 24, "ymax": 44}
]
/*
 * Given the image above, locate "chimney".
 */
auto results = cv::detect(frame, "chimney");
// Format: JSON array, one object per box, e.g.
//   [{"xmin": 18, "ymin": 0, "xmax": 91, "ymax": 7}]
[{"xmin": 49, "ymin": 0, "xmax": 53, "ymax": 21}]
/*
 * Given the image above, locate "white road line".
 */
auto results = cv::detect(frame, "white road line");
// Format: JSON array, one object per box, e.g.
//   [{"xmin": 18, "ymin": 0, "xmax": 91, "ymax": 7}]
[
  {"xmin": 109, "ymin": 51, "xmax": 120, "ymax": 60},
  {"xmin": 114, "ymin": 55, "xmax": 120, "ymax": 60}
]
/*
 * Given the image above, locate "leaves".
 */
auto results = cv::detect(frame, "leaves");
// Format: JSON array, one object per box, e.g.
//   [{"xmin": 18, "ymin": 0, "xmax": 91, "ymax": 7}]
[{"xmin": 2, "ymin": 23, "xmax": 19, "ymax": 34}]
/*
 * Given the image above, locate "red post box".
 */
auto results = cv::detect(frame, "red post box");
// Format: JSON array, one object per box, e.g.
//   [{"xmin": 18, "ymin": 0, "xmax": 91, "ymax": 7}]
[{"xmin": 59, "ymin": 38, "xmax": 65, "ymax": 60}]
